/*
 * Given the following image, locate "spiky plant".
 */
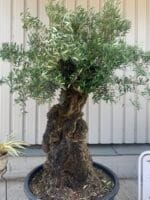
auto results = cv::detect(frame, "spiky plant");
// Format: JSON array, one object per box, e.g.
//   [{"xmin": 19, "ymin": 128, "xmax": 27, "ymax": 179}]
[
  {"xmin": 0, "ymin": 136, "xmax": 27, "ymax": 156},
  {"xmin": 0, "ymin": 0, "xmax": 150, "ymax": 198}
]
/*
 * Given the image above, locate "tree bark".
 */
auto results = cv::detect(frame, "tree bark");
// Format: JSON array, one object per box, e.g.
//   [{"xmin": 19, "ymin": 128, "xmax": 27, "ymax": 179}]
[{"xmin": 42, "ymin": 87, "xmax": 94, "ymax": 189}]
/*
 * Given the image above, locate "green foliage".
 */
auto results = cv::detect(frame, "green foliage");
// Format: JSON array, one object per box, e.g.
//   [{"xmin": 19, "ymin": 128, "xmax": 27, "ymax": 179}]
[{"xmin": 0, "ymin": 0, "xmax": 149, "ymax": 105}]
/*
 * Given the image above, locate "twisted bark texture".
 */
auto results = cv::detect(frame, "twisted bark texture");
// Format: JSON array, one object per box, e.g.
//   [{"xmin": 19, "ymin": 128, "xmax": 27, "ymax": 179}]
[{"xmin": 42, "ymin": 87, "xmax": 94, "ymax": 189}]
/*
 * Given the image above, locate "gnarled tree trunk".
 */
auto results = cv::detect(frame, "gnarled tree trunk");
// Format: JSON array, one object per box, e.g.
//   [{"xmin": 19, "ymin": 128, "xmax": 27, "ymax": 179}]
[{"xmin": 42, "ymin": 87, "xmax": 94, "ymax": 189}]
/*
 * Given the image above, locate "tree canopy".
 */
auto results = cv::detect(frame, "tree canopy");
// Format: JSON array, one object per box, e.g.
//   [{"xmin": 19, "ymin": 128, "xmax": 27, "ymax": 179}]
[{"xmin": 0, "ymin": 0, "xmax": 150, "ymax": 106}]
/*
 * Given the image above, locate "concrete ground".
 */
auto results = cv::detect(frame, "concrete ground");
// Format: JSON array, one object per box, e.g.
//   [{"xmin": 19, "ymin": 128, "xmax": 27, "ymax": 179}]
[
  {"xmin": 0, "ymin": 179, "xmax": 137, "ymax": 200},
  {"xmin": 116, "ymin": 179, "xmax": 137, "ymax": 200},
  {"xmin": 1, "ymin": 144, "xmax": 146, "ymax": 199}
]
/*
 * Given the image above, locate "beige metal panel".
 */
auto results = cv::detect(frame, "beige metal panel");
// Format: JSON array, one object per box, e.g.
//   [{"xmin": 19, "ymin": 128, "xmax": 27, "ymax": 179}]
[
  {"xmin": 136, "ymin": 0, "xmax": 147, "ymax": 143},
  {"xmin": 76, "ymin": 0, "xmax": 88, "ymax": 8},
  {"xmin": 12, "ymin": 0, "xmax": 24, "ymax": 140},
  {"xmin": 0, "ymin": 0, "xmax": 12, "ymax": 140},
  {"xmin": 0, "ymin": 0, "xmax": 150, "ymax": 144},
  {"xmin": 125, "ymin": 0, "xmax": 136, "ymax": 45},
  {"xmin": 37, "ymin": 0, "xmax": 49, "ymax": 144},
  {"xmin": 112, "ymin": 98, "xmax": 124, "ymax": 143},
  {"xmin": 99, "ymin": 0, "xmax": 105, "ymax": 9},
  {"xmin": 123, "ymin": 95, "xmax": 136, "ymax": 143},
  {"xmin": 87, "ymin": 0, "xmax": 100, "ymax": 143},
  {"xmin": 123, "ymin": 0, "xmax": 136, "ymax": 143},
  {"xmin": 146, "ymin": 0, "xmax": 150, "ymax": 143},
  {"xmin": 24, "ymin": 0, "xmax": 38, "ymax": 144},
  {"xmin": 89, "ymin": 0, "xmax": 100, "ymax": 11},
  {"xmin": 88, "ymin": 96, "xmax": 100, "ymax": 143},
  {"xmin": 112, "ymin": 0, "xmax": 124, "ymax": 144},
  {"xmin": 66, "ymin": 0, "xmax": 76, "ymax": 10},
  {"xmin": 38, "ymin": 104, "xmax": 48, "ymax": 144},
  {"xmin": 38, "ymin": 0, "xmax": 49, "ymax": 25},
  {"xmin": 100, "ymin": 101, "xmax": 112, "ymax": 144}
]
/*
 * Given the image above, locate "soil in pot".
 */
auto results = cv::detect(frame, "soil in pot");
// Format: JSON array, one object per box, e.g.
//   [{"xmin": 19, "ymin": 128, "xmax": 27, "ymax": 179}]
[{"xmin": 30, "ymin": 165, "xmax": 114, "ymax": 200}]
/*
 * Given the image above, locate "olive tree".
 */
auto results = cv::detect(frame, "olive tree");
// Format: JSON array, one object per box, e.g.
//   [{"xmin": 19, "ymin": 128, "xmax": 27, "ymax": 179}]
[{"xmin": 0, "ymin": 0, "xmax": 150, "ymax": 189}]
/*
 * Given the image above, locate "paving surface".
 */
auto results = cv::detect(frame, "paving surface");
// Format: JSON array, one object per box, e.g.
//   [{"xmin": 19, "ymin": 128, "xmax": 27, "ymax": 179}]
[
  {"xmin": 116, "ymin": 179, "xmax": 137, "ymax": 200},
  {"xmin": 0, "ymin": 179, "xmax": 137, "ymax": 200},
  {"xmin": 5, "ymin": 144, "xmax": 150, "ymax": 180},
  {"xmin": 0, "ymin": 145, "xmax": 146, "ymax": 199}
]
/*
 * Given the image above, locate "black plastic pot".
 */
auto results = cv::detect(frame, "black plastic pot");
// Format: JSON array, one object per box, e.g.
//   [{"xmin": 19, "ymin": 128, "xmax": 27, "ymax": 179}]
[{"xmin": 24, "ymin": 162, "xmax": 119, "ymax": 200}]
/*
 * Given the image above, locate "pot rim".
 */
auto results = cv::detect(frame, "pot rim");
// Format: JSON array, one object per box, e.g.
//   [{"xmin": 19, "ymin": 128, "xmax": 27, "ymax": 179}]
[{"xmin": 24, "ymin": 162, "xmax": 119, "ymax": 200}]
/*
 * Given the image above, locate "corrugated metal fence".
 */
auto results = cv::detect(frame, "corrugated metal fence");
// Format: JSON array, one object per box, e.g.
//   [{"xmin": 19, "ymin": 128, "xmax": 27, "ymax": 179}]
[{"xmin": 0, "ymin": 0, "xmax": 150, "ymax": 144}]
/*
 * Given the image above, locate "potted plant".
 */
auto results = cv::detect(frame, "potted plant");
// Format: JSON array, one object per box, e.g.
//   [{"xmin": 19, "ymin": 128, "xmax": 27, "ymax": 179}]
[
  {"xmin": 0, "ymin": 0, "xmax": 149, "ymax": 199},
  {"xmin": 0, "ymin": 136, "xmax": 26, "ymax": 172}
]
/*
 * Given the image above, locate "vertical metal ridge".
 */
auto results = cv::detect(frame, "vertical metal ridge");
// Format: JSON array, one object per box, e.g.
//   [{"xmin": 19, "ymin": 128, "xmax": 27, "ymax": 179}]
[
  {"xmin": 99, "ymin": 0, "xmax": 101, "ymax": 10},
  {"xmin": 143, "ymin": 0, "xmax": 147, "ymax": 143},
  {"xmin": 87, "ymin": 0, "xmax": 90, "ymax": 10},
  {"xmin": 86, "ymin": 98, "xmax": 89, "ymax": 141},
  {"xmin": 35, "ymin": 104, "xmax": 39, "ymax": 143},
  {"xmin": 146, "ymin": 0, "xmax": 150, "ymax": 142},
  {"xmin": 86, "ymin": 0, "xmax": 89, "ymax": 142},
  {"xmin": 35, "ymin": 0, "xmax": 39, "ymax": 144},
  {"xmin": 75, "ymin": 0, "xmax": 77, "ymax": 8},
  {"xmin": 111, "ymin": 103, "xmax": 114, "ymax": 143},
  {"xmin": 37, "ymin": 0, "xmax": 39, "ymax": 16},
  {"xmin": 134, "ymin": 0, "xmax": 138, "ymax": 44},
  {"xmin": 98, "ymin": 102, "xmax": 101, "ymax": 143},
  {"xmin": 98, "ymin": 1, "xmax": 101, "ymax": 143},
  {"xmin": 134, "ymin": 0, "xmax": 138, "ymax": 143},
  {"xmin": 65, "ymin": 0, "xmax": 67, "ymax": 8},
  {"xmin": 63, "ymin": 0, "xmax": 67, "ymax": 7},
  {"xmin": 22, "ymin": 0, "xmax": 27, "ymax": 141},
  {"xmin": 122, "ymin": 0, "xmax": 126, "ymax": 144},
  {"xmin": 23, "ymin": 0, "xmax": 27, "ymax": 45},
  {"xmin": 9, "ymin": 0, "xmax": 13, "ymax": 136}
]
